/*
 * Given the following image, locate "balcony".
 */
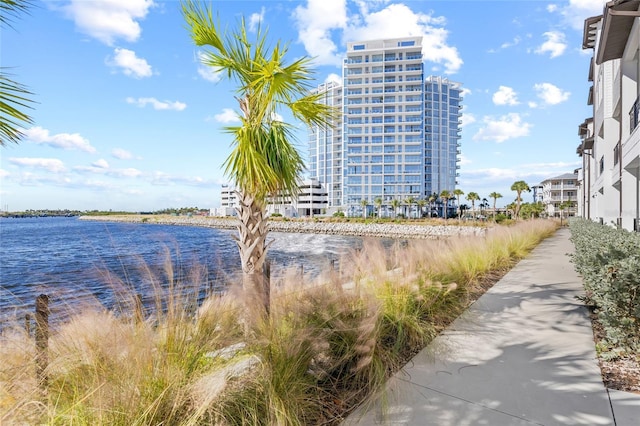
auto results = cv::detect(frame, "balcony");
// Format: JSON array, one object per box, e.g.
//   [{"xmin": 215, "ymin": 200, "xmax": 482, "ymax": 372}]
[{"xmin": 630, "ymin": 96, "xmax": 640, "ymax": 134}]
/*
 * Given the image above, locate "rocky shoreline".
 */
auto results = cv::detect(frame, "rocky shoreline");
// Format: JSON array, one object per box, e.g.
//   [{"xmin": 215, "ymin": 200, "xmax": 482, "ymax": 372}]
[{"xmin": 79, "ymin": 215, "xmax": 486, "ymax": 239}]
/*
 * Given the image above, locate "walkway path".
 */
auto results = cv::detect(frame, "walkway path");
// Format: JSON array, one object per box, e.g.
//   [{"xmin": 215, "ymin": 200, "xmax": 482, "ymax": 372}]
[{"xmin": 345, "ymin": 228, "xmax": 640, "ymax": 425}]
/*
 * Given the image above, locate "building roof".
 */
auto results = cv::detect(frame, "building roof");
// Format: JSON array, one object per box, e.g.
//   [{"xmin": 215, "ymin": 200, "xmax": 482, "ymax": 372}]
[
  {"xmin": 540, "ymin": 173, "xmax": 579, "ymax": 185},
  {"xmin": 583, "ymin": 15, "xmax": 602, "ymax": 49},
  {"xmin": 596, "ymin": 0, "xmax": 640, "ymax": 65}
]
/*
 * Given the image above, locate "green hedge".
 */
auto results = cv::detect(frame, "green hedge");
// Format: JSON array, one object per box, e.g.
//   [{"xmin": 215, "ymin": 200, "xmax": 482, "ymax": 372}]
[{"xmin": 569, "ymin": 219, "xmax": 640, "ymax": 355}]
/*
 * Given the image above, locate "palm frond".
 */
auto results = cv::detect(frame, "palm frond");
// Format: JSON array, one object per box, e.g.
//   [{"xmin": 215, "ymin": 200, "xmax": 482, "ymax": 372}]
[
  {"xmin": 0, "ymin": 70, "xmax": 34, "ymax": 146},
  {"xmin": 0, "ymin": 0, "xmax": 33, "ymax": 29}
]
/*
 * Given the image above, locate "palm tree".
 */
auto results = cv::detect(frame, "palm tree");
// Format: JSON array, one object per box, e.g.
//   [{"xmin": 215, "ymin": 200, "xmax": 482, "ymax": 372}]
[
  {"xmin": 404, "ymin": 196, "xmax": 416, "ymax": 219},
  {"xmin": 360, "ymin": 199, "xmax": 368, "ymax": 219},
  {"xmin": 428, "ymin": 193, "xmax": 438, "ymax": 217},
  {"xmin": 183, "ymin": 1, "xmax": 334, "ymax": 314},
  {"xmin": 466, "ymin": 192, "xmax": 480, "ymax": 219},
  {"xmin": 488, "ymin": 192, "xmax": 502, "ymax": 220},
  {"xmin": 440, "ymin": 190, "xmax": 451, "ymax": 219},
  {"xmin": 510, "ymin": 180, "xmax": 531, "ymax": 220},
  {"xmin": 453, "ymin": 189, "xmax": 464, "ymax": 218},
  {"xmin": 1, "ymin": 0, "xmax": 35, "ymax": 146},
  {"xmin": 416, "ymin": 198, "xmax": 427, "ymax": 219},
  {"xmin": 390, "ymin": 198, "xmax": 401, "ymax": 219},
  {"xmin": 374, "ymin": 196, "xmax": 383, "ymax": 219}
]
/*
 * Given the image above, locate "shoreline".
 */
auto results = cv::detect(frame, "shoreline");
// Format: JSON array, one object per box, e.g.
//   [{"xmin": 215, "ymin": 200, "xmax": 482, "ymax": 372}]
[{"xmin": 78, "ymin": 215, "xmax": 486, "ymax": 239}]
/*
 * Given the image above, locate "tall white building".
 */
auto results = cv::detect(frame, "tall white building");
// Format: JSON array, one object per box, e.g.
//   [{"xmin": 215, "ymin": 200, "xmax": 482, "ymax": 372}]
[
  {"xmin": 578, "ymin": 1, "xmax": 640, "ymax": 231},
  {"xmin": 309, "ymin": 81, "xmax": 343, "ymax": 209},
  {"xmin": 310, "ymin": 37, "xmax": 463, "ymax": 217}
]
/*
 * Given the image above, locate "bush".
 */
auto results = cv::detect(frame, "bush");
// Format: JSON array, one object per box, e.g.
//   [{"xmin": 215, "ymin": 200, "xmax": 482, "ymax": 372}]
[
  {"xmin": 569, "ymin": 219, "xmax": 640, "ymax": 355},
  {"xmin": 332, "ymin": 211, "xmax": 345, "ymax": 218}
]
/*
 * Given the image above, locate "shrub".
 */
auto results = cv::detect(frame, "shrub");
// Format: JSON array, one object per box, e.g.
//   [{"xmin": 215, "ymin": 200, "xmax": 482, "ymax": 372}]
[{"xmin": 569, "ymin": 219, "xmax": 640, "ymax": 355}]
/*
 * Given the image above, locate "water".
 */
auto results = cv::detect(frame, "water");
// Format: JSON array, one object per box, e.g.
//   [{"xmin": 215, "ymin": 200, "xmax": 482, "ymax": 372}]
[{"xmin": 0, "ymin": 217, "xmax": 367, "ymax": 326}]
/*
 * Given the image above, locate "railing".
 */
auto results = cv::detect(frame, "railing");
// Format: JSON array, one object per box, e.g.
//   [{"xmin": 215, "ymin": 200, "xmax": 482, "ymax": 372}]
[{"xmin": 630, "ymin": 95, "xmax": 640, "ymax": 134}]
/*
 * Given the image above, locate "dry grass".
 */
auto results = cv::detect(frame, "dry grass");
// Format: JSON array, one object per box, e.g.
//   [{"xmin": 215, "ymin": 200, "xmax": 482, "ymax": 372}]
[{"xmin": 0, "ymin": 219, "xmax": 557, "ymax": 425}]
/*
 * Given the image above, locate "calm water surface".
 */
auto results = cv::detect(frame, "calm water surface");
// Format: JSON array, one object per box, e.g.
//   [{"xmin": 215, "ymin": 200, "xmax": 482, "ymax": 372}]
[{"xmin": 0, "ymin": 217, "xmax": 367, "ymax": 326}]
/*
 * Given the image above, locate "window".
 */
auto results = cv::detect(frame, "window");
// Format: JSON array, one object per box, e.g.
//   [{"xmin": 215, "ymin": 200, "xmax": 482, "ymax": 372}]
[
  {"xmin": 399, "ymin": 40, "xmax": 415, "ymax": 47},
  {"xmin": 599, "ymin": 156, "xmax": 604, "ymax": 174},
  {"xmin": 353, "ymin": 44, "xmax": 365, "ymax": 51}
]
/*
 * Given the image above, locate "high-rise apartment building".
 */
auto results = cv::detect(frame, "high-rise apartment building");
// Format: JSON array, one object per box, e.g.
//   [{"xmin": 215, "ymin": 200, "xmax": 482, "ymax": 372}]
[
  {"xmin": 309, "ymin": 81, "xmax": 343, "ymax": 209},
  {"xmin": 309, "ymin": 37, "xmax": 463, "ymax": 217}
]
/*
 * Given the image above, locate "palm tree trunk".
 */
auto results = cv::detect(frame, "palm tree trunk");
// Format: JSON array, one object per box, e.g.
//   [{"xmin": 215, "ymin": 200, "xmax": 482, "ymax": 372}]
[{"xmin": 234, "ymin": 191, "xmax": 270, "ymax": 316}]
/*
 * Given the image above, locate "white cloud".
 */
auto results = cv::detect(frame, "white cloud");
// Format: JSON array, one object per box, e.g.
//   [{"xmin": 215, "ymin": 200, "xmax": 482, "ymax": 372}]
[
  {"xmin": 473, "ymin": 113, "xmax": 532, "ymax": 143},
  {"xmin": 63, "ymin": 0, "xmax": 154, "ymax": 46},
  {"xmin": 344, "ymin": 4, "xmax": 463, "ymax": 74},
  {"xmin": 111, "ymin": 148, "xmax": 139, "ymax": 160},
  {"xmin": 108, "ymin": 48, "xmax": 153, "ymax": 78},
  {"xmin": 9, "ymin": 157, "xmax": 67, "ymax": 173},
  {"xmin": 292, "ymin": 0, "xmax": 348, "ymax": 67},
  {"xmin": 0, "ymin": 169, "xmax": 9, "ymax": 178},
  {"xmin": 551, "ymin": 0, "xmax": 607, "ymax": 30},
  {"xmin": 74, "ymin": 163, "xmax": 143, "ymax": 178},
  {"xmin": 114, "ymin": 168, "xmax": 143, "ymax": 178},
  {"xmin": 501, "ymin": 36, "xmax": 521, "ymax": 49},
  {"xmin": 197, "ymin": 51, "xmax": 223, "ymax": 82},
  {"xmin": 460, "ymin": 113, "xmax": 476, "ymax": 128},
  {"xmin": 92, "ymin": 159, "xmax": 109, "ymax": 169},
  {"xmin": 23, "ymin": 126, "xmax": 96, "ymax": 153},
  {"xmin": 126, "ymin": 97, "xmax": 186, "ymax": 111},
  {"xmin": 459, "ymin": 154, "xmax": 472, "ymax": 166},
  {"xmin": 325, "ymin": 73, "xmax": 343, "ymax": 85},
  {"xmin": 248, "ymin": 7, "xmax": 265, "ymax": 32},
  {"xmin": 213, "ymin": 108, "xmax": 241, "ymax": 123},
  {"xmin": 535, "ymin": 31, "xmax": 567, "ymax": 58},
  {"xmin": 150, "ymin": 171, "xmax": 210, "ymax": 187},
  {"xmin": 492, "ymin": 86, "xmax": 519, "ymax": 106},
  {"xmin": 533, "ymin": 82, "xmax": 570, "ymax": 106}
]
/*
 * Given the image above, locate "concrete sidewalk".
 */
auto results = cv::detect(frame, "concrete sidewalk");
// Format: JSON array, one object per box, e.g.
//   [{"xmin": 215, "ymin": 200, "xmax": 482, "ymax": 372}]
[{"xmin": 345, "ymin": 228, "xmax": 640, "ymax": 425}]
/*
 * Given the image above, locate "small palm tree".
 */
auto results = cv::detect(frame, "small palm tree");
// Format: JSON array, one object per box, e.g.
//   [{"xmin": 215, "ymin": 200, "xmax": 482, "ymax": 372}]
[
  {"xmin": 488, "ymin": 192, "xmax": 502, "ymax": 220},
  {"xmin": 453, "ymin": 189, "xmax": 464, "ymax": 218},
  {"xmin": 374, "ymin": 196, "xmax": 383, "ymax": 219},
  {"xmin": 466, "ymin": 192, "xmax": 480, "ymax": 219},
  {"xmin": 440, "ymin": 190, "xmax": 451, "ymax": 219},
  {"xmin": 417, "ymin": 198, "xmax": 427, "ymax": 219},
  {"xmin": 428, "ymin": 193, "xmax": 438, "ymax": 217},
  {"xmin": 183, "ymin": 1, "xmax": 334, "ymax": 315},
  {"xmin": 404, "ymin": 196, "xmax": 416, "ymax": 219},
  {"xmin": 510, "ymin": 180, "xmax": 531, "ymax": 220},
  {"xmin": 391, "ymin": 198, "xmax": 401, "ymax": 219},
  {"xmin": 360, "ymin": 199, "xmax": 368, "ymax": 219}
]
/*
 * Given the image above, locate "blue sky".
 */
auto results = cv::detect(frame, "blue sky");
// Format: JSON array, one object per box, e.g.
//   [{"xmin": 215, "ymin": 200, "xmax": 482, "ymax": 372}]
[{"xmin": 1, "ymin": 0, "xmax": 605, "ymax": 211}]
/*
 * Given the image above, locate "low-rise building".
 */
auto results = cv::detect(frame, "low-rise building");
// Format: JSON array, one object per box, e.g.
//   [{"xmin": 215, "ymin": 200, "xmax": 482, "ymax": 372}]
[
  {"xmin": 216, "ymin": 178, "xmax": 328, "ymax": 218},
  {"xmin": 536, "ymin": 172, "xmax": 580, "ymax": 218}
]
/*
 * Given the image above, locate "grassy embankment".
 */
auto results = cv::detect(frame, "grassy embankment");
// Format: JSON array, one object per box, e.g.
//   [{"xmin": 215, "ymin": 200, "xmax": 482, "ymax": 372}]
[{"xmin": 0, "ymin": 219, "xmax": 557, "ymax": 425}]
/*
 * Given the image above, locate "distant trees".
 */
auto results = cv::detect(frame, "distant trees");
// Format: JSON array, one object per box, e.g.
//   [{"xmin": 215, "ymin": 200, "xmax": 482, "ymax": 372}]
[
  {"xmin": 391, "ymin": 198, "xmax": 401, "ymax": 219},
  {"xmin": 466, "ymin": 192, "xmax": 480, "ymax": 218},
  {"xmin": 440, "ymin": 190, "xmax": 451, "ymax": 219},
  {"xmin": 488, "ymin": 192, "xmax": 502, "ymax": 220},
  {"xmin": 453, "ymin": 189, "xmax": 464, "ymax": 218},
  {"xmin": 360, "ymin": 199, "xmax": 368, "ymax": 219},
  {"xmin": 374, "ymin": 197, "xmax": 383, "ymax": 219}
]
